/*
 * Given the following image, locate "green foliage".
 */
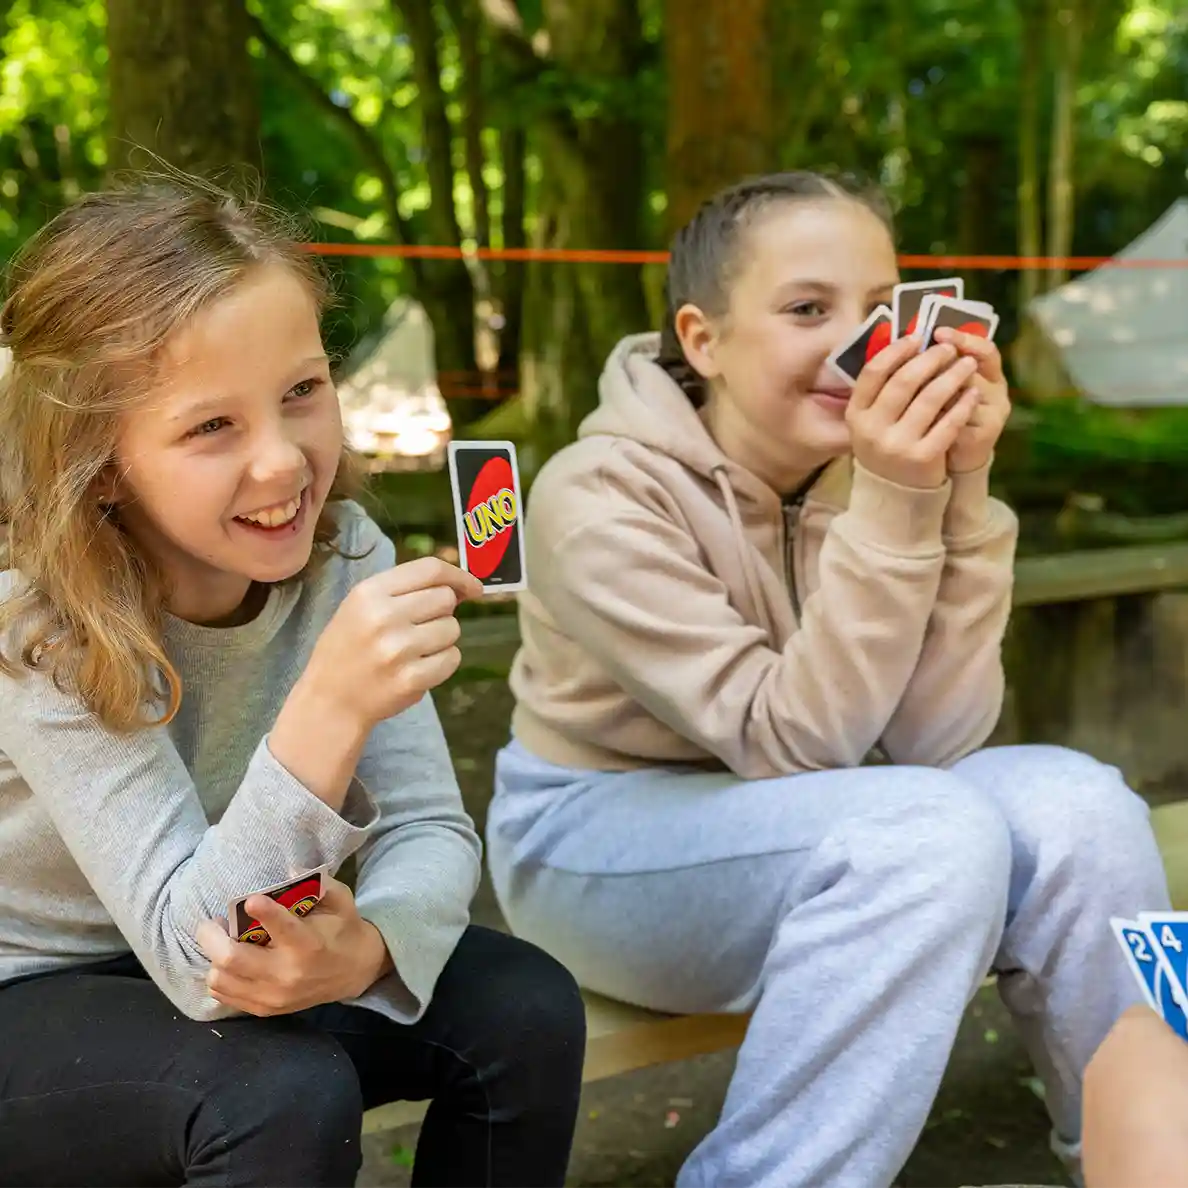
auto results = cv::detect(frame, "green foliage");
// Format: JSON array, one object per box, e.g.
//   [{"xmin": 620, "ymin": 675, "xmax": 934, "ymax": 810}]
[{"xmin": 1, "ymin": 0, "xmax": 1186, "ymax": 508}]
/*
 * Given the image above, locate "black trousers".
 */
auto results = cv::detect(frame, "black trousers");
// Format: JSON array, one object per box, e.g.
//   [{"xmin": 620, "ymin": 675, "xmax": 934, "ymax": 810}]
[{"xmin": 0, "ymin": 925, "xmax": 586, "ymax": 1187}]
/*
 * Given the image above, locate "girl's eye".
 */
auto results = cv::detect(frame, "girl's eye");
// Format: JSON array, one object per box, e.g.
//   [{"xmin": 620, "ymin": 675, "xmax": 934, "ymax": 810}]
[
  {"xmin": 287, "ymin": 377, "xmax": 324, "ymax": 401},
  {"xmin": 786, "ymin": 300, "xmax": 827, "ymax": 318},
  {"xmin": 188, "ymin": 417, "xmax": 229, "ymax": 438}
]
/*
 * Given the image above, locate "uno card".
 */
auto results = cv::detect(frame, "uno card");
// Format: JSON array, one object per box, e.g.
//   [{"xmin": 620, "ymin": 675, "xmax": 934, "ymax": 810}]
[
  {"xmin": 918, "ymin": 298, "xmax": 999, "ymax": 349},
  {"xmin": 892, "ymin": 277, "xmax": 964, "ymax": 340},
  {"xmin": 1112, "ymin": 916, "xmax": 1188, "ymax": 1038},
  {"xmin": 229, "ymin": 866, "xmax": 327, "ymax": 945},
  {"xmin": 1112, "ymin": 917, "xmax": 1162, "ymax": 1010},
  {"xmin": 1140, "ymin": 912, "xmax": 1188, "ymax": 1008},
  {"xmin": 825, "ymin": 304, "xmax": 893, "ymax": 387},
  {"xmin": 447, "ymin": 440, "xmax": 527, "ymax": 594}
]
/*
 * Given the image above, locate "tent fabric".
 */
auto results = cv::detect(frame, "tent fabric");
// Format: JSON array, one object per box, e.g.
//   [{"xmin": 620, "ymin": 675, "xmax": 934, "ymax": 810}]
[
  {"xmin": 1027, "ymin": 198, "xmax": 1188, "ymax": 407},
  {"xmin": 335, "ymin": 296, "xmax": 452, "ymax": 464}
]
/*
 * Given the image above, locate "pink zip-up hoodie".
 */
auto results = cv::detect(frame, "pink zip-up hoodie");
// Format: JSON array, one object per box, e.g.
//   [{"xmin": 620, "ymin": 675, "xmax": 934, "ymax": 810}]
[{"xmin": 509, "ymin": 332, "xmax": 1018, "ymax": 780}]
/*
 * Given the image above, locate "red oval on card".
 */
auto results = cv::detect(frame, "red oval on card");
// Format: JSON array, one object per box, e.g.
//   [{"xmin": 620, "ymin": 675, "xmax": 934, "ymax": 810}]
[
  {"xmin": 956, "ymin": 320, "xmax": 990, "ymax": 339},
  {"xmin": 865, "ymin": 320, "xmax": 893, "ymax": 361},
  {"xmin": 462, "ymin": 457, "xmax": 517, "ymax": 579}
]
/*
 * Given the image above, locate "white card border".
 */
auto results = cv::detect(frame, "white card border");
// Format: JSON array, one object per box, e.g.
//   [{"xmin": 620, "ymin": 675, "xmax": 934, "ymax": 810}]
[
  {"xmin": 892, "ymin": 277, "xmax": 964, "ymax": 340},
  {"xmin": 825, "ymin": 304, "xmax": 894, "ymax": 388},
  {"xmin": 446, "ymin": 438, "xmax": 528, "ymax": 595}
]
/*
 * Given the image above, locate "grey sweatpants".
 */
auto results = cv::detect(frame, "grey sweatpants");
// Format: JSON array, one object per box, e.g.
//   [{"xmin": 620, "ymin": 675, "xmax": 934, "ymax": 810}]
[{"xmin": 486, "ymin": 742, "xmax": 1170, "ymax": 1188}]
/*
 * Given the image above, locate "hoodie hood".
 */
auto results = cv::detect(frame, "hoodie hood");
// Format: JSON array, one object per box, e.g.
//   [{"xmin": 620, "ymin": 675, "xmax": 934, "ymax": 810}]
[
  {"xmin": 578, "ymin": 333, "xmax": 782, "ymax": 510},
  {"xmin": 579, "ymin": 333, "xmax": 851, "ymax": 515}
]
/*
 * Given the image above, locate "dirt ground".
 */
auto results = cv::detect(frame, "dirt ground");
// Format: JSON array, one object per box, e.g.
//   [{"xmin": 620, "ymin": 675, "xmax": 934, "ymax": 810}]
[{"xmin": 356, "ymin": 676, "xmax": 1069, "ymax": 1188}]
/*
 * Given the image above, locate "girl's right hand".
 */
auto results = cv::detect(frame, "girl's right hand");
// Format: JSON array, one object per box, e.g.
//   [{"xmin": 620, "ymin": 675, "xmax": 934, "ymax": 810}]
[
  {"xmin": 845, "ymin": 337, "xmax": 981, "ymax": 489},
  {"xmin": 300, "ymin": 556, "xmax": 484, "ymax": 729}
]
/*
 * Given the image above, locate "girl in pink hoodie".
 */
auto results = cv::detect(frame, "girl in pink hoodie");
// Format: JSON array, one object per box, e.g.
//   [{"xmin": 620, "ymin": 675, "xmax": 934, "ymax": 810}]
[{"xmin": 487, "ymin": 170, "xmax": 1168, "ymax": 1187}]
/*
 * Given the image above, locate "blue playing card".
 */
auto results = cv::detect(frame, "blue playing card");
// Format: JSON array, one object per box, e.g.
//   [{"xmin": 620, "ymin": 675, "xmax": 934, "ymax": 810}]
[
  {"xmin": 1139, "ymin": 912, "xmax": 1188, "ymax": 1009},
  {"xmin": 1111, "ymin": 916, "xmax": 1188, "ymax": 1040},
  {"xmin": 1111, "ymin": 917, "xmax": 1161, "ymax": 1011}
]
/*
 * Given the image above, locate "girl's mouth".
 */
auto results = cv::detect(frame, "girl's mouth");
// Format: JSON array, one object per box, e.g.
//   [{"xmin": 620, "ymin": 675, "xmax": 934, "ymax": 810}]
[{"xmin": 233, "ymin": 487, "xmax": 309, "ymax": 535}]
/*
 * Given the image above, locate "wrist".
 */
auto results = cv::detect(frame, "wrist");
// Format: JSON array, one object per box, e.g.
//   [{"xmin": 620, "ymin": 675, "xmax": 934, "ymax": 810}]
[
  {"xmin": 351, "ymin": 921, "xmax": 394, "ymax": 995},
  {"xmin": 270, "ymin": 677, "xmax": 370, "ymax": 811}
]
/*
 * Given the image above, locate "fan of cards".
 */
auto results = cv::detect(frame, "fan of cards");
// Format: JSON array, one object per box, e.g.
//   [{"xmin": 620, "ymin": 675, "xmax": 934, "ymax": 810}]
[
  {"xmin": 825, "ymin": 277, "xmax": 999, "ymax": 388},
  {"xmin": 1112, "ymin": 914, "xmax": 1188, "ymax": 1039}
]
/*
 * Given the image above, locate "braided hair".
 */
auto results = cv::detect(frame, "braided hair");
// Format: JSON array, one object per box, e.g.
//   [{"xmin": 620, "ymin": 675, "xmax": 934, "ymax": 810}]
[{"xmin": 657, "ymin": 171, "xmax": 894, "ymax": 406}]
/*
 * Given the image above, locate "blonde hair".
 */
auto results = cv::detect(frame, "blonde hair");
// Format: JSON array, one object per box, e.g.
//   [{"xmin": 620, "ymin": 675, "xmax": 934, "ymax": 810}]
[{"xmin": 0, "ymin": 175, "xmax": 363, "ymax": 732}]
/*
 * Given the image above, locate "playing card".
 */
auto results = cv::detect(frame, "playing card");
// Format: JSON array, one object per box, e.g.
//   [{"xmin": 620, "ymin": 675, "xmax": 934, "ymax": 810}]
[
  {"xmin": 825, "ymin": 305, "xmax": 893, "ymax": 387},
  {"xmin": 1112, "ymin": 917, "xmax": 1162, "ymax": 1011},
  {"xmin": 229, "ymin": 867, "xmax": 327, "ymax": 945},
  {"xmin": 447, "ymin": 440, "xmax": 527, "ymax": 594},
  {"xmin": 892, "ymin": 278, "xmax": 964, "ymax": 340},
  {"xmin": 918, "ymin": 298, "xmax": 999, "ymax": 350},
  {"xmin": 1140, "ymin": 912, "xmax": 1188, "ymax": 1008},
  {"xmin": 1112, "ymin": 917, "xmax": 1188, "ymax": 1038}
]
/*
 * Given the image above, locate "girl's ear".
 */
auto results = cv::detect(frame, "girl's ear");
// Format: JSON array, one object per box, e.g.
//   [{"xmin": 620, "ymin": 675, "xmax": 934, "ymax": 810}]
[
  {"xmin": 673, "ymin": 303, "xmax": 721, "ymax": 381},
  {"xmin": 92, "ymin": 461, "xmax": 125, "ymax": 509}
]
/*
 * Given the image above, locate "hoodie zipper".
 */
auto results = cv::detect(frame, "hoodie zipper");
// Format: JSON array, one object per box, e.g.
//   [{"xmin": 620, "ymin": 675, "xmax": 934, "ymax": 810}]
[
  {"xmin": 782, "ymin": 497, "xmax": 805, "ymax": 622},
  {"xmin": 780, "ymin": 464, "xmax": 827, "ymax": 622}
]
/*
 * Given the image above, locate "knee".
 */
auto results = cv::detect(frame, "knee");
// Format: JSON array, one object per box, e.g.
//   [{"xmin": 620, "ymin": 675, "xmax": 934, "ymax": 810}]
[
  {"xmin": 849, "ymin": 770, "xmax": 1012, "ymax": 930},
  {"xmin": 962, "ymin": 745, "xmax": 1153, "ymax": 868},
  {"xmin": 472, "ymin": 928, "xmax": 587, "ymax": 1058},
  {"xmin": 211, "ymin": 1024, "xmax": 363, "ymax": 1153}
]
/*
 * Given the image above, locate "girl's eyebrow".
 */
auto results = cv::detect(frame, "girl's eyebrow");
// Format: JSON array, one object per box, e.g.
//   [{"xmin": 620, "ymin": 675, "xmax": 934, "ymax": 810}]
[{"xmin": 166, "ymin": 354, "xmax": 329, "ymax": 424}]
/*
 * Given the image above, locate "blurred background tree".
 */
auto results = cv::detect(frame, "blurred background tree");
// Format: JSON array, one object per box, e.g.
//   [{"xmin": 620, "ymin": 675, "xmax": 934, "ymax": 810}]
[{"xmin": 1, "ymin": 0, "xmax": 1186, "ymax": 530}]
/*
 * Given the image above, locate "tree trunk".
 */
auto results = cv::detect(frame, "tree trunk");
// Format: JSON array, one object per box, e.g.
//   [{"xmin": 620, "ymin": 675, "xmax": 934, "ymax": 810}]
[
  {"xmin": 496, "ymin": 121, "xmax": 526, "ymax": 377},
  {"xmin": 391, "ymin": 0, "xmax": 483, "ymax": 424},
  {"xmin": 1017, "ymin": 3, "xmax": 1045, "ymax": 311},
  {"xmin": 665, "ymin": 0, "xmax": 774, "ymax": 236},
  {"xmin": 443, "ymin": 0, "xmax": 491, "ymax": 250},
  {"xmin": 105, "ymin": 0, "xmax": 259, "ymax": 177},
  {"xmin": 479, "ymin": 0, "xmax": 649, "ymax": 444},
  {"xmin": 1046, "ymin": 0, "xmax": 1083, "ymax": 293}
]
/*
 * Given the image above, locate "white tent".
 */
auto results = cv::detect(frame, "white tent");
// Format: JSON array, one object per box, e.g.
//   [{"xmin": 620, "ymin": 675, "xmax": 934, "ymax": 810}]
[
  {"xmin": 336, "ymin": 296, "xmax": 452, "ymax": 469},
  {"xmin": 1026, "ymin": 198, "xmax": 1188, "ymax": 407}
]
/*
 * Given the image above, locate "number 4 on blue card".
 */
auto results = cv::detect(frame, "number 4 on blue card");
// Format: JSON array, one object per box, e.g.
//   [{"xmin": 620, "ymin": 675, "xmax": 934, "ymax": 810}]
[{"xmin": 1140, "ymin": 912, "xmax": 1188, "ymax": 1008}]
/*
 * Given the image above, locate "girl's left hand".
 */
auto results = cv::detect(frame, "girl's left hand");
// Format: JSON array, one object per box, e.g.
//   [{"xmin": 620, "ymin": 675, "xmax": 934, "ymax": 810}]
[
  {"xmin": 932, "ymin": 327, "xmax": 1011, "ymax": 475},
  {"xmin": 196, "ymin": 876, "xmax": 392, "ymax": 1016}
]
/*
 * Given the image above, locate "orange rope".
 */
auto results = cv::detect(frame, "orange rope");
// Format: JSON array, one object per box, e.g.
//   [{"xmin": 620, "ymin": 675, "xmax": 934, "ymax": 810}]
[{"xmin": 306, "ymin": 242, "xmax": 1187, "ymax": 270}]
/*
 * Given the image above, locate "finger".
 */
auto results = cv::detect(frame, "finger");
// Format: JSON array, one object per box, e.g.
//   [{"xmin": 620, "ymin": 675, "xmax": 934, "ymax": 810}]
[
  {"xmin": 367, "ymin": 557, "xmax": 485, "ymax": 603},
  {"xmin": 398, "ymin": 647, "xmax": 462, "ymax": 693},
  {"xmin": 872, "ymin": 344, "xmax": 963, "ymax": 424},
  {"xmin": 410, "ymin": 614, "xmax": 462, "ymax": 658},
  {"xmin": 196, "ymin": 917, "xmax": 238, "ymax": 964},
  {"xmin": 847, "ymin": 335, "xmax": 924, "ymax": 413},
  {"xmin": 243, "ymin": 893, "xmax": 314, "ymax": 949},
  {"xmin": 931, "ymin": 328, "xmax": 1005, "ymax": 382},
  {"xmin": 206, "ymin": 973, "xmax": 275, "ymax": 1016},
  {"xmin": 393, "ymin": 584, "xmax": 464, "ymax": 625},
  {"xmin": 920, "ymin": 387, "xmax": 981, "ymax": 452},
  {"xmin": 898, "ymin": 356, "xmax": 979, "ymax": 436},
  {"xmin": 309, "ymin": 876, "xmax": 354, "ymax": 914}
]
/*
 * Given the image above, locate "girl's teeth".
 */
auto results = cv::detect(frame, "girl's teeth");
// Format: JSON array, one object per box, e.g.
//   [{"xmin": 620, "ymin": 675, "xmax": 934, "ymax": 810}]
[{"xmin": 243, "ymin": 496, "xmax": 300, "ymax": 527}]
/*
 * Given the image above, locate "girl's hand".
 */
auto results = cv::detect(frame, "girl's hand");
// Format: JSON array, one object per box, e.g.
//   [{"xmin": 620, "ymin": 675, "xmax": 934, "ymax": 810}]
[
  {"xmin": 196, "ymin": 877, "xmax": 391, "ymax": 1015},
  {"xmin": 931, "ymin": 327, "xmax": 1011, "ymax": 475},
  {"xmin": 298, "ymin": 556, "xmax": 483, "ymax": 733},
  {"xmin": 846, "ymin": 336, "xmax": 981, "ymax": 489}
]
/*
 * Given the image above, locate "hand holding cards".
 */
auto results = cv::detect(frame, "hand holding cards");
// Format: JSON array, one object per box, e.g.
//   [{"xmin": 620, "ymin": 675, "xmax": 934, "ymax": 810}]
[
  {"xmin": 826, "ymin": 276, "xmax": 1000, "ymax": 389},
  {"xmin": 199, "ymin": 871, "xmax": 392, "ymax": 1015}
]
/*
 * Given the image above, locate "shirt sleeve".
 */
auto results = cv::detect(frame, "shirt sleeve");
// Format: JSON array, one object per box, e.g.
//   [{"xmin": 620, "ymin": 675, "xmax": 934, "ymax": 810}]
[{"xmin": 0, "ymin": 674, "xmax": 379, "ymax": 1022}]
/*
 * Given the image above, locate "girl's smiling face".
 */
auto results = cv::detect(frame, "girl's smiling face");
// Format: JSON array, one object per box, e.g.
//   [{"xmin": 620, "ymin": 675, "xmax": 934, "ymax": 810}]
[
  {"xmin": 109, "ymin": 263, "xmax": 344, "ymax": 624},
  {"xmin": 676, "ymin": 199, "xmax": 900, "ymax": 493}
]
